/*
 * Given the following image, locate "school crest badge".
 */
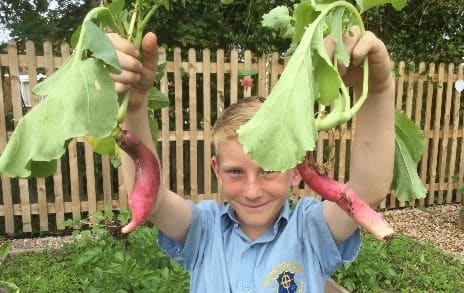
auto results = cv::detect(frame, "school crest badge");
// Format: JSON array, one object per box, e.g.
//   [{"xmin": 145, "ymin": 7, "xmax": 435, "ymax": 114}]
[
  {"xmin": 277, "ymin": 271, "xmax": 297, "ymax": 293},
  {"xmin": 264, "ymin": 262, "xmax": 304, "ymax": 292}
]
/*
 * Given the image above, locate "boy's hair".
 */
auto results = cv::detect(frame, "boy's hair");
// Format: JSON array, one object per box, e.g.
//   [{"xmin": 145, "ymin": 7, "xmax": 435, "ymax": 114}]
[{"xmin": 212, "ymin": 96, "xmax": 264, "ymax": 156}]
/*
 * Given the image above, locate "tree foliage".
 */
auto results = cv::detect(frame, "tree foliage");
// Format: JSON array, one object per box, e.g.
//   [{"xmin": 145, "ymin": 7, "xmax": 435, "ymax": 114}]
[
  {"xmin": 363, "ymin": 0, "xmax": 464, "ymax": 64},
  {"xmin": 146, "ymin": 0, "xmax": 296, "ymax": 54},
  {"xmin": 0, "ymin": 0, "xmax": 100, "ymax": 48},
  {"xmin": 0, "ymin": 0, "xmax": 462, "ymax": 63}
]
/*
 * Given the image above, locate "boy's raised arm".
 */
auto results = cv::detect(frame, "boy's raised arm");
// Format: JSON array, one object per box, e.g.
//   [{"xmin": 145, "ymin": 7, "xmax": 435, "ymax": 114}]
[
  {"xmin": 323, "ymin": 29, "xmax": 395, "ymax": 243},
  {"xmin": 110, "ymin": 32, "xmax": 192, "ymax": 243}
]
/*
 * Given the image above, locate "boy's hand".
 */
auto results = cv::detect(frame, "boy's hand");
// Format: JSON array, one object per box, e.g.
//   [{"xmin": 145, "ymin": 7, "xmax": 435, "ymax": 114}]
[
  {"xmin": 325, "ymin": 26, "xmax": 393, "ymax": 94},
  {"xmin": 108, "ymin": 32, "xmax": 158, "ymax": 110}
]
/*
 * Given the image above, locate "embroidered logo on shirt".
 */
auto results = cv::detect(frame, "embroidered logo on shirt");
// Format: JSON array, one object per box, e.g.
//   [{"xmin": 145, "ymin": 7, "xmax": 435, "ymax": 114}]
[
  {"xmin": 277, "ymin": 271, "xmax": 297, "ymax": 293},
  {"xmin": 264, "ymin": 262, "xmax": 304, "ymax": 292}
]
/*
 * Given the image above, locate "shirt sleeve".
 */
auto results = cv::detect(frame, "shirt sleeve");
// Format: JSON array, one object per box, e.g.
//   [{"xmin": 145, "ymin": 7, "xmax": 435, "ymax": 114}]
[
  {"xmin": 157, "ymin": 200, "xmax": 215, "ymax": 272},
  {"xmin": 300, "ymin": 197, "xmax": 361, "ymax": 277}
]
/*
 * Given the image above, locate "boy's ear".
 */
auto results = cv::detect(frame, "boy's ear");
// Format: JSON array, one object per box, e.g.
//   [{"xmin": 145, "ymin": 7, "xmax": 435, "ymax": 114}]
[
  {"xmin": 290, "ymin": 168, "xmax": 302, "ymax": 187},
  {"xmin": 211, "ymin": 156, "xmax": 222, "ymax": 183}
]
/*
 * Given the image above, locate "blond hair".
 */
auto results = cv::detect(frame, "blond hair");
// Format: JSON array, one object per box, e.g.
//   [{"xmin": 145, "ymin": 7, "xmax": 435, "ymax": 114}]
[{"xmin": 212, "ymin": 96, "xmax": 264, "ymax": 155}]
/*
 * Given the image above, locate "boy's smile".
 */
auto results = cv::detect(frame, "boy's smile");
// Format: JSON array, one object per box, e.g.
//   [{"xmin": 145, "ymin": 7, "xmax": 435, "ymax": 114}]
[{"xmin": 212, "ymin": 139, "xmax": 301, "ymax": 241}]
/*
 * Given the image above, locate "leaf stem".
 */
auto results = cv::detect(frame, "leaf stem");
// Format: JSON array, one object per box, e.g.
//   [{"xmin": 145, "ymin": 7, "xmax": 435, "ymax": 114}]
[
  {"xmin": 127, "ymin": 3, "xmax": 138, "ymax": 42},
  {"xmin": 312, "ymin": 1, "xmax": 368, "ymax": 131},
  {"xmin": 116, "ymin": 92, "xmax": 130, "ymax": 124},
  {"xmin": 72, "ymin": 7, "xmax": 108, "ymax": 64}
]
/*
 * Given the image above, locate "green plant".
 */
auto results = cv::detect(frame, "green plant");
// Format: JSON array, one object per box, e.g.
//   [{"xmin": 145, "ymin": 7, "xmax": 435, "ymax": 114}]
[
  {"xmin": 234, "ymin": 0, "xmax": 426, "ymax": 239},
  {"xmin": 334, "ymin": 234, "xmax": 464, "ymax": 291},
  {"xmin": 63, "ymin": 209, "xmax": 190, "ymax": 292},
  {"xmin": 0, "ymin": 242, "xmax": 20, "ymax": 293},
  {"xmin": 0, "ymin": 0, "xmax": 176, "ymax": 235},
  {"xmin": 0, "ymin": 241, "xmax": 11, "ymax": 263},
  {"xmin": 2, "ymin": 208, "xmax": 190, "ymax": 292},
  {"xmin": 0, "ymin": 250, "xmax": 83, "ymax": 292},
  {"xmin": 0, "ymin": 0, "xmax": 173, "ymax": 178},
  {"xmin": 0, "ymin": 280, "xmax": 20, "ymax": 293}
]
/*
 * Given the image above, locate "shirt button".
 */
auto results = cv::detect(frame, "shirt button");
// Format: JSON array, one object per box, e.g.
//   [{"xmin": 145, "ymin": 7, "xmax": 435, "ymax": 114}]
[{"xmin": 242, "ymin": 284, "xmax": 250, "ymax": 291}]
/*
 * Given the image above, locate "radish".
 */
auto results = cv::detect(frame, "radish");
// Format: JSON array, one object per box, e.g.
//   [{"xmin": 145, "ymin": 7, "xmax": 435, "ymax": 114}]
[
  {"xmin": 238, "ymin": 1, "xmax": 425, "ymax": 241},
  {"xmin": 297, "ymin": 153, "xmax": 394, "ymax": 240},
  {"xmin": 116, "ymin": 129, "xmax": 161, "ymax": 234}
]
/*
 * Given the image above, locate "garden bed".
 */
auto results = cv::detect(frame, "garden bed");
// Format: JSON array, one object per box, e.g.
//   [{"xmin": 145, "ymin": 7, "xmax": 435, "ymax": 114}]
[
  {"xmin": 6, "ymin": 204, "xmax": 463, "ymax": 259},
  {"xmin": 1, "ymin": 204, "xmax": 463, "ymax": 292}
]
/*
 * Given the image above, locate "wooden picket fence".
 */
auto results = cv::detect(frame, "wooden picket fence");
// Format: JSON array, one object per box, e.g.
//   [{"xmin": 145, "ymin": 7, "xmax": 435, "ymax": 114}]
[{"xmin": 0, "ymin": 40, "xmax": 463, "ymax": 235}]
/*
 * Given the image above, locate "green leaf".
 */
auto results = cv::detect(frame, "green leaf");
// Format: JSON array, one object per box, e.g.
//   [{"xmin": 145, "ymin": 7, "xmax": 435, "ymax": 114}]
[
  {"xmin": 88, "ymin": 135, "xmax": 117, "ymax": 156},
  {"xmin": 108, "ymin": 0, "xmax": 125, "ymax": 15},
  {"xmin": 93, "ymin": 6, "xmax": 121, "ymax": 36},
  {"xmin": 391, "ymin": 136, "xmax": 427, "ymax": 202},
  {"xmin": 0, "ymin": 18, "xmax": 120, "ymax": 178},
  {"xmin": 70, "ymin": 25, "xmax": 82, "ymax": 48},
  {"xmin": 147, "ymin": 87, "xmax": 170, "ymax": 110},
  {"xmin": 292, "ymin": 1, "xmax": 318, "ymax": 47},
  {"xmin": 238, "ymin": 26, "xmax": 317, "ymax": 171},
  {"xmin": 156, "ymin": 61, "xmax": 167, "ymax": 81},
  {"xmin": 156, "ymin": 0, "xmax": 170, "ymax": 10},
  {"xmin": 355, "ymin": 0, "xmax": 407, "ymax": 14},
  {"xmin": 395, "ymin": 110, "xmax": 424, "ymax": 162},
  {"xmin": 220, "ymin": 0, "xmax": 236, "ymax": 4},
  {"xmin": 239, "ymin": 2, "xmax": 359, "ymax": 171},
  {"xmin": 311, "ymin": 23, "xmax": 342, "ymax": 105},
  {"xmin": 0, "ymin": 241, "xmax": 11, "ymax": 261},
  {"xmin": 237, "ymin": 69, "xmax": 257, "ymax": 77},
  {"xmin": 391, "ymin": 110, "xmax": 427, "ymax": 201},
  {"xmin": 326, "ymin": 6, "xmax": 350, "ymax": 67},
  {"xmin": 261, "ymin": 6, "xmax": 294, "ymax": 39},
  {"xmin": 80, "ymin": 20, "xmax": 121, "ymax": 74},
  {"xmin": 148, "ymin": 110, "xmax": 160, "ymax": 144}
]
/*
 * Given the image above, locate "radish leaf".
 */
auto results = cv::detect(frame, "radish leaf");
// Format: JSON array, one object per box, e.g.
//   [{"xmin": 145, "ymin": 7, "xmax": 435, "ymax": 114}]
[
  {"xmin": 0, "ymin": 8, "xmax": 120, "ymax": 178},
  {"xmin": 238, "ymin": 1, "xmax": 361, "ymax": 171},
  {"xmin": 355, "ymin": 0, "xmax": 407, "ymax": 14},
  {"xmin": 237, "ymin": 37, "xmax": 317, "ymax": 171},
  {"xmin": 240, "ymin": 0, "xmax": 426, "ymax": 203},
  {"xmin": 391, "ymin": 110, "xmax": 427, "ymax": 201}
]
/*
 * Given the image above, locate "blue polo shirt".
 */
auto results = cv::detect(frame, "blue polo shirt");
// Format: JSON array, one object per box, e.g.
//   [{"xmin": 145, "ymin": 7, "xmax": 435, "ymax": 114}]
[{"xmin": 158, "ymin": 197, "xmax": 360, "ymax": 292}]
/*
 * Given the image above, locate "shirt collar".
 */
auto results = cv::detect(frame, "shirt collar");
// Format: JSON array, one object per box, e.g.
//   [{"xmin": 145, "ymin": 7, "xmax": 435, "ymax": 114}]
[{"xmin": 220, "ymin": 200, "xmax": 291, "ymax": 232}]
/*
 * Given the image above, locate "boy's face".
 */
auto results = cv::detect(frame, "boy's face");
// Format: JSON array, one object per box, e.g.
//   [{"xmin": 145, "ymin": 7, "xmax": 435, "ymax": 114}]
[{"xmin": 212, "ymin": 139, "xmax": 301, "ymax": 240}]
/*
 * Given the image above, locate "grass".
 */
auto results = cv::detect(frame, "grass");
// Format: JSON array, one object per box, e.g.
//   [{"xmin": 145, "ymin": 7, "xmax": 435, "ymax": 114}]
[{"xmin": 1, "ymin": 230, "xmax": 463, "ymax": 292}]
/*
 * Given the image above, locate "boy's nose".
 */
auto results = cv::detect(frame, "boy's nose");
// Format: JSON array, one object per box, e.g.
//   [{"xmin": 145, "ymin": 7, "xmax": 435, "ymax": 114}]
[{"xmin": 243, "ymin": 177, "xmax": 261, "ymax": 199}]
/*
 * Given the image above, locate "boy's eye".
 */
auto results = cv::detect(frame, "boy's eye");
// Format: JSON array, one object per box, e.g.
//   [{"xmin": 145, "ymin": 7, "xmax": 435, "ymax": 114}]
[
  {"xmin": 262, "ymin": 170, "xmax": 278, "ymax": 175},
  {"xmin": 227, "ymin": 169, "xmax": 242, "ymax": 175}
]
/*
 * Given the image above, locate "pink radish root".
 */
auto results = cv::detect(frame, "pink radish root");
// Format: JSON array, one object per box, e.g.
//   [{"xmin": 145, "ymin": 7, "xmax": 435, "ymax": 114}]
[
  {"xmin": 297, "ymin": 153, "xmax": 394, "ymax": 240},
  {"xmin": 116, "ymin": 129, "xmax": 161, "ymax": 234}
]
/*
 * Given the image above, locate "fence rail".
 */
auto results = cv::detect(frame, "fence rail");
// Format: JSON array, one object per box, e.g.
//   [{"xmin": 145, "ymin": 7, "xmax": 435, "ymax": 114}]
[{"xmin": 0, "ymin": 40, "xmax": 463, "ymax": 235}]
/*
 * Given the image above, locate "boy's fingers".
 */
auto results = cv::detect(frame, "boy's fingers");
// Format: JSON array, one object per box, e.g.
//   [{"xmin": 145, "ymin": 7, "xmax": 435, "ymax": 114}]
[
  {"xmin": 140, "ymin": 32, "xmax": 158, "ymax": 69},
  {"xmin": 114, "ymin": 82, "xmax": 131, "ymax": 94},
  {"xmin": 110, "ymin": 69, "xmax": 141, "ymax": 84},
  {"xmin": 115, "ymin": 50, "xmax": 143, "ymax": 73},
  {"xmin": 351, "ymin": 31, "xmax": 387, "ymax": 67},
  {"xmin": 107, "ymin": 33, "xmax": 140, "ymax": 58}
]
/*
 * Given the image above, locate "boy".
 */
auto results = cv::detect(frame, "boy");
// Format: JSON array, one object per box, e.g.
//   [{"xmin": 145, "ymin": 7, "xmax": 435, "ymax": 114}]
[{"xmin": 108, "ymin": 26, "xmax": 395, "ymax": 292}]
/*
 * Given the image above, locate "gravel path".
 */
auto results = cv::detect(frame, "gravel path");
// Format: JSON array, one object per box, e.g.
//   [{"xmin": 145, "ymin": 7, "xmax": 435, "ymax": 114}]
[
  {"xmin": 383, "ymin": 203, "xmax": 464, "ymax": 260},
  {"xmin": 3, "ymin": 204, "xmax": 464, "ymax": 259}
]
